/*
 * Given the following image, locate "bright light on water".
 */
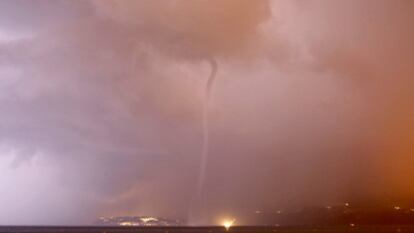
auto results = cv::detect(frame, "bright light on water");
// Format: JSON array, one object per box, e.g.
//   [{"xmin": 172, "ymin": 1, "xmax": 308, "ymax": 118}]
[{"xmin": 222, "ymin": 219, "xmax": 235, "ymax": 231}]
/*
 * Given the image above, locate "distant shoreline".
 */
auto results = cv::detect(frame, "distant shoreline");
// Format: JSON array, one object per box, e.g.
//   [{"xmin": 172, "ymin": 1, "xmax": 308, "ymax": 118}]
[{"xmin": 1, "ymin": 225, "xmax": 414, "ymax": 233}]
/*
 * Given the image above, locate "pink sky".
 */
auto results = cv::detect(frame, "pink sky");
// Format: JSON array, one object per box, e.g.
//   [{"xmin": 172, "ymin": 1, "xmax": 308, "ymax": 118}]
[{"xmin": 0, "ymin": 0, "xmax": 413, "ymax": 225}]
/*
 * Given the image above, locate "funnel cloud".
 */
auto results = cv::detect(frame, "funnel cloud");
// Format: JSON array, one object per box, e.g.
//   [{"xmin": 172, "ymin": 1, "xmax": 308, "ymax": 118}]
[{"xmin": 0, "ymin": 0, "xmax": 414, "ymax": 226}]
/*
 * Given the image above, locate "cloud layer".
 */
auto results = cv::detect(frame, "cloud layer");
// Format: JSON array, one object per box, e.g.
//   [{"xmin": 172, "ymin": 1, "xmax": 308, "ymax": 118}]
[{"xmin": 0, "ymin": 0, "xmax": 414, "ymax": 225}]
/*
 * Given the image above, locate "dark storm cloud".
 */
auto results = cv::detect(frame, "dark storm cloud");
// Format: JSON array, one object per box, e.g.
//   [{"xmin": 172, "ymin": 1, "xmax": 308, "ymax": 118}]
[
  {"xmin": 1, "ymin": 0, "xmax": 414, "ymax": 226},
  {"xmin": 0, "ymin": 0, "xmax": 91, "ymax": 33}
]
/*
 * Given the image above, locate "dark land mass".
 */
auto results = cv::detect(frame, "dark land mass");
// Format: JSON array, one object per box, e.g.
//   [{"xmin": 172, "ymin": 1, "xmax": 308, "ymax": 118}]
[{"xmin": 0, "ymin": 226, "xmax": 414, "ymax": 233}]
